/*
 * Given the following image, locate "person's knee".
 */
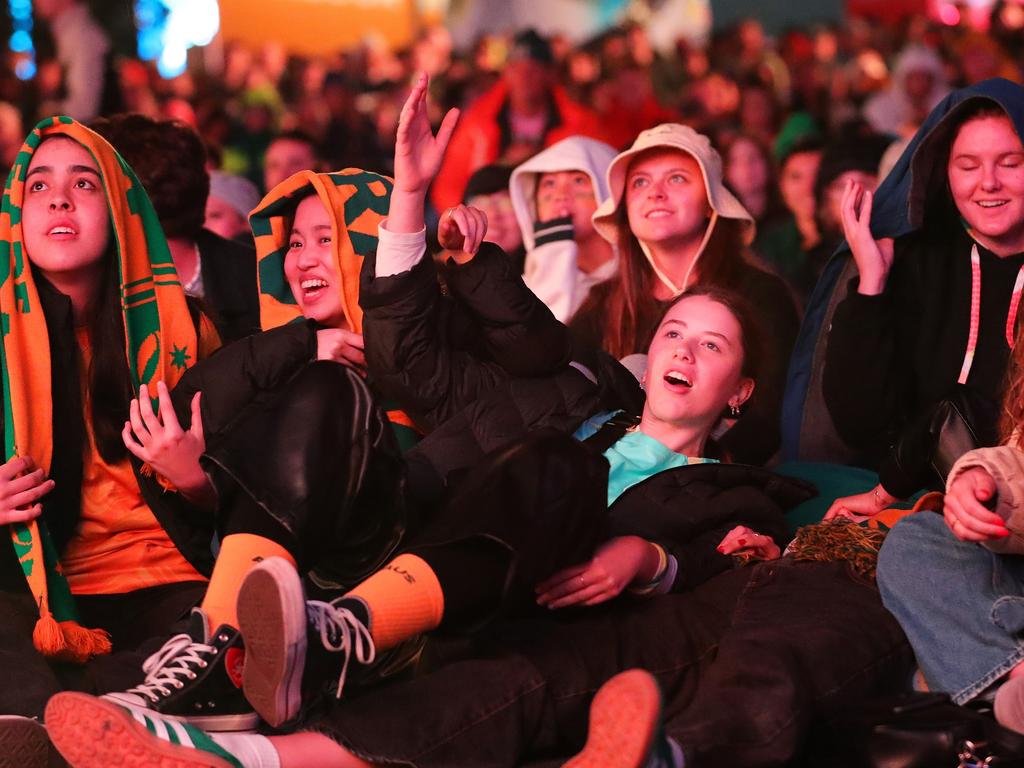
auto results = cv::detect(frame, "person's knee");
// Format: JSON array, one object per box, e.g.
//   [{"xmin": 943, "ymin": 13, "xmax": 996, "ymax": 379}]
[
  {"xmin": 285, "ymin": 361, "xmax": 370, "ymax": 422},
  {"xmin": 877, "ymin": 512, "xmax": 948, "ymax": 592}
]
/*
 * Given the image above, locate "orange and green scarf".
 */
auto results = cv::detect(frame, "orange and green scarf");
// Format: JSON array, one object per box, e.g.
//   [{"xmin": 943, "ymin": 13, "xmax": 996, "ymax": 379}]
[
  {"xmin": 250, "ymin": 169, "xmax": 418, "ymax": 447},
  {"xmin": 0, "ymin": 117, "xmax": 198, "ymax": 662}
]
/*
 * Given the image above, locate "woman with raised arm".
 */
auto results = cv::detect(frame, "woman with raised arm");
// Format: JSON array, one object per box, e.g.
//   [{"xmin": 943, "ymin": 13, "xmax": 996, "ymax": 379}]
[
  {"xmin": 823, "ymin": 78, "xmax": 1024, "ymax": 519},
  {"xmin": 41, "ymin": 76, "xmax": 816, "ymax": 768}
]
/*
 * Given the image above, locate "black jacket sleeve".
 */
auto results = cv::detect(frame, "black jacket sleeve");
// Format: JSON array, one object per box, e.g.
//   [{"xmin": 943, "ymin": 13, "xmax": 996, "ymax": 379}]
[
  {"xmin": 441, "ymin": 243, "xmax": 572, "ymax": 377},
  {"xmin": 361, "ymin": 251, "xmax": 511, "ymax": 431},
  {"xmin": 822, "ymin": 241, "xmax": 922, "ymax": 454},
  {"xmin": 607, "ymin": 464, "xmax": 809, "ymax": 593},
  {"xmin": 170, "ymin": 321, "xmax": 318, "ymax": 437}
]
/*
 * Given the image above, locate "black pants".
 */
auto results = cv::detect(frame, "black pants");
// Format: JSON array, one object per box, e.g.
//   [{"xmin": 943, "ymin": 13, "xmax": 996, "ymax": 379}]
[
  {"xmin": 311, "ymin": 561, "xmax": 911, "ymax": 768},
  {"xmin": 0, "ymin": 580, "xmax": 205, "ymax": 718}
]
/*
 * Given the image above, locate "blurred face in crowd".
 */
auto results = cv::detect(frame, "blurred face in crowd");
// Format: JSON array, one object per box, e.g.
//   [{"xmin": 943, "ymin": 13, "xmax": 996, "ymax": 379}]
[
  {"xmin": 468, "ymin": 190, "xmax": 522, "ymax": 255},
  {"xmin": 22, "ymin": 137, "xmax": 110, "ymax": 282},
  {"xmin": 903, "ymin": 69, "xmax": 935, "ymax": 105},
  {"xmin": 821, "ymin": 170, "xmax": 877, "ymax": 236},
  {"xmin": 948, "ymin": 113, "xmax": 1024, "ymax": 256},
  {"xmin": 504, "ymin": 58, "xmax": 551, "ymax": 111},
  {"xmin": 204, "ymin": 195, "xmax": 250, "ymax": 242},
  {"xmin": 725, "ymin": 137, "xmax": 770, "ymax": 200},
  {"xmin": 285, "ymin": 195, "xmax": 346, "ymax": 329},
  {"xmin": 739, "ymin": 86, "xmax": 776, "ymax": 136},
  {"xmin": 264, "ymin": 137, "xmax": 317, "ymax": 192},
  {"xmin": 625, "ymin": 148, "xmax": 712, "ymax": 249},
  {"xmin": 779, "ymin": 149, "xmax": 821, "ymax": 222},
  {"xmin": 535, "ymin": 170, "xmax": 598, "ymax": 238},
  {"xmin": 642, "ymin": 294, "xmax": 753, "ymax": 439}
]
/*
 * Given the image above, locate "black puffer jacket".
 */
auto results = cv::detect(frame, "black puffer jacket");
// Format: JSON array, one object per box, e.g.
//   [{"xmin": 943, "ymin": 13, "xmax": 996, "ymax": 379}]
[
  {"xmin": 607, "ymin": 461, "xmax": 810, "ymax": 591},
  {"xmin": 361, "ymin": 244, "xmax": 644, "ymax": 490}
]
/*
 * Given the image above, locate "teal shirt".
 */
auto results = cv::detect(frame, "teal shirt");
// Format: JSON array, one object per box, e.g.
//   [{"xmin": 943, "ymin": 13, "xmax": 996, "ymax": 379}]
[{"xmin": 572, "ymin": 411, "xmax": 718, "ymax": 506}]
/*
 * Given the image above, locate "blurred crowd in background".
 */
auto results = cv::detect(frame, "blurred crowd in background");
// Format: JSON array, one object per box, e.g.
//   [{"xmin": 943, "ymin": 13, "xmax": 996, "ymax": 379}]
[{"xmin": 2, "ymin": 2, "xmax": 1024, "ymax": 302}]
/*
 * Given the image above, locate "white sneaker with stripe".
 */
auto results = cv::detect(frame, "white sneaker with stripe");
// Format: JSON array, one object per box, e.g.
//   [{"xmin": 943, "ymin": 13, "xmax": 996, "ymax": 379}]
[{"xmin": 45, "ymin": 691, "xmax": 257, "ymax": 768}]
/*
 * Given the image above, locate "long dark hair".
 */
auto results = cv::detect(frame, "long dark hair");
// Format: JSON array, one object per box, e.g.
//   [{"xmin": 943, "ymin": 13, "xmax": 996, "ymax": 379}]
[
  {"xmin": 602, "ymin": 201, "xmax": 748, "ymax": 360},
  {"xmin": 84, "ymin": 242, "xmax": 133, "ymax": 464}
]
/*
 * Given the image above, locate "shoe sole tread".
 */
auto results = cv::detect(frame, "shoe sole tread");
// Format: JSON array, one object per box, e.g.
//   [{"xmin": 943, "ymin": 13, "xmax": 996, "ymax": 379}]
[
  {"xmin": 563, "ymin": 670, "xmax": 662, "ymax": 768},
  {"xmin": 237, "ymin": 558, "xmax": 306, "ymax": 728},
  {"xmin": 0, "ymin": 716, "xmax": 50, "ymax": 768},
  {"xmin": 44, "ymin": 693, "xmax": 233, "ymax": 768}
]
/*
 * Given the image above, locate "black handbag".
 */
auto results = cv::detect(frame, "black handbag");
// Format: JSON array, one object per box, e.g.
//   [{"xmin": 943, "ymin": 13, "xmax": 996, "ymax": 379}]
[
  {"xmin": 929, "ymin": 392, "xmax": 995, "ymax": 481},
  {"xmin": 822, "ymin": 692, "xmax": 1024, "ymax": 767}
]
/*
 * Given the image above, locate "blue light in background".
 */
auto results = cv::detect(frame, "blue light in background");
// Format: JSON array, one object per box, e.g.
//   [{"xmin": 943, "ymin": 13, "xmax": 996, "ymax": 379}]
[
  {"xmin": 8, "ymin": 0, "xmax": 35, "ymax": 80},
  {"xmin": 135, "ymin": 0, "xmax": 220, "ymax": 79}
]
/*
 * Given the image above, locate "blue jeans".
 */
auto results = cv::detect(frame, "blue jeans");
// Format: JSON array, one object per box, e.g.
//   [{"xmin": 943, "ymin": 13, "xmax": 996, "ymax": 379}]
[{"xmin": 877, "ymin": 511, "xmax": 1024, "ymax": 704}]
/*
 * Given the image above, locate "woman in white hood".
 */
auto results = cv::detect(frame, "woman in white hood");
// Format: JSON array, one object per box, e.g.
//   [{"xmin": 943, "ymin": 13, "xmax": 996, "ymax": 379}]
[
  {"xmin": 863, "ymin": 45, "xmax": 950, "ymax": 138},
  {"xmin": 511, "ymin": 136, "xmax": 618, "ymax": 322}
]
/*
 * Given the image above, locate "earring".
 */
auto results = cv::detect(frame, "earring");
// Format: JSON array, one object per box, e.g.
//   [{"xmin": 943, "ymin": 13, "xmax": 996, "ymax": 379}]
[{"xmin": 729, "ymin": 403, "xmax": 740, "ymax": 417}]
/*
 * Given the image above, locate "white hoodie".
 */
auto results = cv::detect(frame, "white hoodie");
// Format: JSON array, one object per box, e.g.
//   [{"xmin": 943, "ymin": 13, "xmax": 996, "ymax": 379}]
[{"xmin": 510, "ymin": 137, "xmax": 618, "ymax": 322}]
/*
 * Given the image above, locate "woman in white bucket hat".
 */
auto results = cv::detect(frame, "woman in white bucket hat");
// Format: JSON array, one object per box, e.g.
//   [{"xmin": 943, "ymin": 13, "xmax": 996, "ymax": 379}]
[{"xmin": 570, "ymin": 123, "xmax": 800, "ymax": 464}]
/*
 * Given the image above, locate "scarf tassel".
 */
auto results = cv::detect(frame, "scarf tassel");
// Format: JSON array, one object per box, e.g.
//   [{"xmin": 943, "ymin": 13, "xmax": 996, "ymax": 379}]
[{"xmin": 33, "ymin": 613, "xmax": 112, "ymax": 664}]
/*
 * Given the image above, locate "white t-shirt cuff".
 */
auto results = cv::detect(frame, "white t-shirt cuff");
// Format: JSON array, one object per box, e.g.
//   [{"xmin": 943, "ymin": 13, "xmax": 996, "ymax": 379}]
[{"xmin": 376, "ymin": 219, "xmax": 427, "ymax": 277}]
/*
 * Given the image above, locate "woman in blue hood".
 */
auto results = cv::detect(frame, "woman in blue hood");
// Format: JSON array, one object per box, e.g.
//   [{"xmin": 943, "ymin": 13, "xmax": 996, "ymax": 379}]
[
  {"xmin": 820, "ymin": 79, "xmax": 1024, "ymax": 733},
  {"xmin": 822, "ymin": 78, "xmax": 1024, "ymax": 511}
]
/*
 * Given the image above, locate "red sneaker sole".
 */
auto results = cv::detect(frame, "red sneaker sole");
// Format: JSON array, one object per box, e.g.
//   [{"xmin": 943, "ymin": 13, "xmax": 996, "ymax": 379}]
[
  {"xmin": 44, "ymin": 693, "xmax": 233, "ymax": 768},
  {"xmin": 563, "ymin": 669, "xmax": 662, "ymax": 768}
]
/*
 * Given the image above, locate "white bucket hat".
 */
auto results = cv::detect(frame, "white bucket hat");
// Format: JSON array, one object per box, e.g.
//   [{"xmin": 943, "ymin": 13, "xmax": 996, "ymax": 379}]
[{"xmin": 591, "ymin": 123, "xmax": 755, "ymax": 294}]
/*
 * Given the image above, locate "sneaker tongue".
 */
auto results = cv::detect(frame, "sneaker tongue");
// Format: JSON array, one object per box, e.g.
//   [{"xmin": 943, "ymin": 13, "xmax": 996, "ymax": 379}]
[{"xmin": 187, "ymin": 608, "xmax": 212, "ymax": 643}]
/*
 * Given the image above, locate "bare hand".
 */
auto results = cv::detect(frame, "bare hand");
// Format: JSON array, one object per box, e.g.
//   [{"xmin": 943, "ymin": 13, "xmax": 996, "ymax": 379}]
[
  {"xmin": 824, "ymin": 484, "xmax": 894, "ymax": 522},
  {"xmin": 944, "ymin": 466, "xmax": 1009, "ymax": 542},
  {"xmin": 122, "ymin": 382, "xmax": 211, "ymax": 501},
  {"xmin": 316, "ymin": 328, "xmax": 366, "ymax": 371},
  {"xmin": 716, "ymin": 525, "xmax": 781, "ymax": 561},
  {"xmin": 535, "ymin": 536, "xmax": 656, "ymax": 609},
  {"xmin": 438, "ymin": 204, "xmax": 488, "ymax": 259},
  {"xmin": 0, "ymin": 455, "xmax": 53, "ymax": 525},
  {"xmin": 393, "ymin": 72, "xmax": 460, "ymax": 195},
  {"xmin": 840, "ymin": 179, "xmax": 894, "ymax": 295}
]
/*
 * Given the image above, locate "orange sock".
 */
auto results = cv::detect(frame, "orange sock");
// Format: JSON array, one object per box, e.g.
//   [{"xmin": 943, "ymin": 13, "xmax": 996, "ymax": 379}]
[
  {"xmin": 201, "ymin": 534, "xmax": 296, "ymax": 630},
  {"xmin": 345, "ymin": 554, "xmax": 444, "ymax": 650}
]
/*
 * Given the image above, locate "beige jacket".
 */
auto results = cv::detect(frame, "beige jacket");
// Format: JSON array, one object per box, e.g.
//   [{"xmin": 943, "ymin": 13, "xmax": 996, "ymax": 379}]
[{"xmin": 947, "ymin": 444, "xmax": 1024, "ymax": 555}]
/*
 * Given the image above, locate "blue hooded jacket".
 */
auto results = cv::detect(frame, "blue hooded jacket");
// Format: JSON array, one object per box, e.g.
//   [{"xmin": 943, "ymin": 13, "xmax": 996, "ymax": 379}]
[{"xmin": 782, "ymin": 78, "xmax": 1024, "ymax": 462}]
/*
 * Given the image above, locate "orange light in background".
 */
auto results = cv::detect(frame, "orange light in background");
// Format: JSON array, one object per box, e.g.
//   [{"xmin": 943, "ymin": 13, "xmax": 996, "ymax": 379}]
[{"xmin": 218, "ymin": 0, "xmax": 418, "ymax": 55}]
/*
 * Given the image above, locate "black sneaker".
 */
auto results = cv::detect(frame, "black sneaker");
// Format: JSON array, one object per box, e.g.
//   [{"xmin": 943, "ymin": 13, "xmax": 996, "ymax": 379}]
[
  {"xmin": 102, "ymin": 608, "xmax": 258, "ymax": 732},
  {"xmin": 237, "ymin": 557, "xmax": 424, "ymax": 727}
]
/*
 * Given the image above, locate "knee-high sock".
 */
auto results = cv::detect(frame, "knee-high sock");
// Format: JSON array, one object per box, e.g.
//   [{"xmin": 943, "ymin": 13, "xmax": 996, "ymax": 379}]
[
  {"xmin": 202, "ymin": 534, "xmax": 296, "ymax": 630},
  {"xmin": 344, "ymin": 554, "xmax": 444, "ymax": 650}
]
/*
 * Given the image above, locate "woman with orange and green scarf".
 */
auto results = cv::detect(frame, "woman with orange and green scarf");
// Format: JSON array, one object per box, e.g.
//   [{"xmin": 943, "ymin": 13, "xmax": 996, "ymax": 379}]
[
  {"xmin": 0, "ymin": 116, "xmax": 221, "ymax": 730},
  {"xmin": 86, "ymin": 88, "xmax": 584, "ymax": 739}
]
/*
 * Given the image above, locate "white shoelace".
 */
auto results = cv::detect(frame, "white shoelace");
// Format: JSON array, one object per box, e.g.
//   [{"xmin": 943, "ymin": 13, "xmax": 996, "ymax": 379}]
[
  {"xmin": 125, "ymin": 633, "xmax": 217, "ymax": 702},
  {"xmin": 306, "ymin": 600, "xmax": 376, "ymax": 698}
]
